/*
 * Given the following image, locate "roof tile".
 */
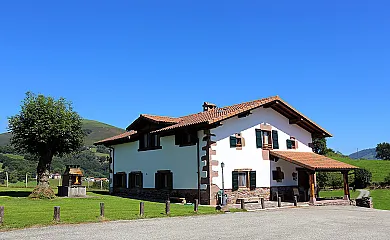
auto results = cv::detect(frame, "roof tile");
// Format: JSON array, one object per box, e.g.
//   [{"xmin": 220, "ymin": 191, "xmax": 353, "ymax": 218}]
[{"xmin": 270, "ymin": 151, "xmax": 358, "ymax": 170}]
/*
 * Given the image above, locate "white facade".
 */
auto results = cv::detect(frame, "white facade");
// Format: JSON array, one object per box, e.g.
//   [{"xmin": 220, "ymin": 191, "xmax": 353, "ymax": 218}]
[
  {"xmin": 110, "ymin": 106, "xmax": 313, "ymax": 191},
  {"xmin": 210, "ymin": 107, "xmax": 312, "ymax": 190},
  {"xmin": 111, "ymin": 132, "xmax": 204, "ymax": 189}
]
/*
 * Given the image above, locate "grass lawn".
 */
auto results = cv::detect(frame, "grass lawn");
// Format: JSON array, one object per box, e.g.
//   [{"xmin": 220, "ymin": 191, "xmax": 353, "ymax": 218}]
[
  {"xmin": 0, "ymin": 187, "xmax": 218, "ymax": 230},
  {"xmin": 370, "ymin": 189, "xmax": 390, "ymax": 210},
  {"xmin": 320, "ymin": 189, "xmax": 390, "ymax": 210},
  {"xmin": 319, "ymin": 189, "xmax": 360, "ymax": 199}
]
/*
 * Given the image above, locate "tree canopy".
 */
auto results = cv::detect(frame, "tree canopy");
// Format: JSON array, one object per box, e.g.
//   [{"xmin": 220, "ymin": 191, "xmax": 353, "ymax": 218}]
[
  {"xmin": 8, "ymin": 92, "xmax": 84, "ymax": 198},
  {"xmin": 312, "ymin": 137, "xmax": 328, "ymax": 155},
  {"xmin": 376, "ymin": 142, "xmax": 390, "ymax": 160}
]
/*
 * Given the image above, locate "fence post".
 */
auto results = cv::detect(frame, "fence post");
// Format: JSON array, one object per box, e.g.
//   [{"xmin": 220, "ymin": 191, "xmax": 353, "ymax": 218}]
[
  {"xmin": 194, "ymin": 199, "xmax": 199, "ymax": 212},
  {"xmin": 25, "ymin": 173, "xmax": 28, "ymax": 188},
  {"xmin": 294, "ymin": 196, "xmax": 298, "ymax": 207},
  {"xmin": 165, "ymin": 200, "xmax": 170, "ymax": 215},
  {"xmin": 53, "ymin": 206, "xmax": 60, "ymax": 222},
  {"xmin": 240, "ymin": 200, "xmax": 245, "ymax": 210},
  {"xmin": 100, "ymin": 202, "xmax": 105, "ymax": 218},
  {"xmin": 100, "ymin": 180, "xmax": 103, "ymax": 190},
  {"xmin": 0, "ymin": 206, "xmax": 4, "ymax": 225},
  {"xmin": 260, "ymin": 197, "xmax": 265, "ymax": 209},
  {"xmin": 140, "ymin": 202, "xmax": 144, "ymax": 216},
  {"xmin": 277, "ymin": 197, "xmax": 282, "ymax": 207}
]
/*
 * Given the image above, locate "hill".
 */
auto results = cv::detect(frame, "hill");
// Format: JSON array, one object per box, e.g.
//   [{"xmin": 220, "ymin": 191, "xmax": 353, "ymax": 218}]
[
  {"xmin": 0, "ymin": 119, "xmax": 125, "ymax": 147},
  {"xmin": 81, "ymin": 119, "xmax": 125, "ymax": 146},
  {"xmin": 349, "ymin": 148, "xmax": 378, "ymax": 160}
]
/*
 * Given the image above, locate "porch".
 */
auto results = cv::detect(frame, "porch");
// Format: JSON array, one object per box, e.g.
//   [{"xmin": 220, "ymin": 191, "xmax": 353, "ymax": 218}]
[{"xmin": 270, "ymin": 151, "xmax": 358, "ymax": 205}]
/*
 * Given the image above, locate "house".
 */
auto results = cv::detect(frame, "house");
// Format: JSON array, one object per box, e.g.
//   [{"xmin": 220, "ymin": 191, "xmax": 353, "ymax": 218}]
[{"xmin": 95, "ymin": 96, "xmax": 357, "ymax": 205}]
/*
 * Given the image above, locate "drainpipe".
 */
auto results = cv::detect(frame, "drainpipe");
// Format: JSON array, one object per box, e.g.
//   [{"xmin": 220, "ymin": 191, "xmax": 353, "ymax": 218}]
[
  {"xmin": 196, "ymin": 136, "xmax": 201, "ymax": 203},
  {"xmin": 108, "ymin": 146, "xmax": 114, "ymax": 194}
]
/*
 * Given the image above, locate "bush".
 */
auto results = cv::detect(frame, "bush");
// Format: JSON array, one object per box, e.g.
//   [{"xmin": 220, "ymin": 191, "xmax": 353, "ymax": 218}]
[
  {"xmin": 383, "ymin": 173, "xmax": 390, "ymax": 185},
  {"xmin": 328, "ymin": 172, "xmax": 343, "ymax": 189},
  {"xmin": 354, "ymin": 168, "xmax": 372, "ymax": 189}
]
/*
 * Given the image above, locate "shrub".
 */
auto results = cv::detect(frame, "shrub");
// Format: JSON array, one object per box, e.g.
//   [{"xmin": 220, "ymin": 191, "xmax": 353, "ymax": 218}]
[
  {"xmin": 383, "ymin": 173, "xmax": 390, "ymax": 185},
  {"xmin": 354, "ymin": 168, "xmax": 372, "ymax": 189}
]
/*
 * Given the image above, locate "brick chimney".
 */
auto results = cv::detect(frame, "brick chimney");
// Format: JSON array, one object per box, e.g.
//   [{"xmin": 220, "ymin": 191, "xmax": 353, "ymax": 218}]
[{"xmin": 202, "ymin": 102, "xmax": 217, "ymax": 111}]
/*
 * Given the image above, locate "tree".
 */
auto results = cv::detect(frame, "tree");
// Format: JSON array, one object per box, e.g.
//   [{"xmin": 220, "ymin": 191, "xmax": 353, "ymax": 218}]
[
  {"xmin": 8, "ymin": 92, "xmax": 84, "ymax": 198},
  {"xmin": 354, "ymin": 168, "xmax": 372, "ymax": 189},
  {"xmin": 312, "ymin": 137, "xmax": 327, "ymax": 155},
  {"xmin": 376, "ymin": 142, "xmax": 390, "ymax": 160}
]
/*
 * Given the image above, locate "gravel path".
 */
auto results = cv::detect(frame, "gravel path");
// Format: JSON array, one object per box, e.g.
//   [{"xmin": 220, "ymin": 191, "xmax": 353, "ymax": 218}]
[
  {"xmin": 357, "ymin": 189, "xmax": 370, "ymax": 199},
  {"xmin": 1, "ymin": 206, "xmax": 389, "ymax": 240}
]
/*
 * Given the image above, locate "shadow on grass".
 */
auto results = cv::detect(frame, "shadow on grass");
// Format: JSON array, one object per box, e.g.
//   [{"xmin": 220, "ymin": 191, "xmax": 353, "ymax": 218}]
[
  {"xmin": 89, "ymin": 190, "xmax": 111, "ymax": 196},
  {"xmin": 0, "ymin": 191, "xmax": 31, "ymax": 198}
]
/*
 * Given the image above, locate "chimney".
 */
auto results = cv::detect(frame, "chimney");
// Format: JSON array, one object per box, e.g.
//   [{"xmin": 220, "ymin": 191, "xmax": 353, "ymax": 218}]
[{"xmin": 203, "ymin": 102, "xmax": 217, "ymax": 111}]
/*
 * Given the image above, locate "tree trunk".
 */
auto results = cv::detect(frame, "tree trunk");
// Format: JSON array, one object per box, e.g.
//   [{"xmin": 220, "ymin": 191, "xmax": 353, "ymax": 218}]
[
  {"xmin": 29, "ymin": 155, "xmax": 56, "ymax": 199},
  {"xmin": 37, "ymin": 160, "xmax": 51, "ymax": 188}
]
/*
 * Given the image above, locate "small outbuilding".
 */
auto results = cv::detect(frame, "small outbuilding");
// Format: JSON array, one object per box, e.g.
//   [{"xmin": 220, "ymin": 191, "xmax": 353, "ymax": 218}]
[{"xmin": 58, "ymin": 165, "xmax": 87, "ymax": 197}]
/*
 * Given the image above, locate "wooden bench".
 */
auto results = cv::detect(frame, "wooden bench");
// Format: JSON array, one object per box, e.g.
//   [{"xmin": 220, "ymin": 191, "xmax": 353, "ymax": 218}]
[
  {"xmin": 169, "ymin": 197, "xmax": 186, "ymax": 204},
  {"xmin": 237, "ymin": 197, "xmax": 261, "ymax": 204}
]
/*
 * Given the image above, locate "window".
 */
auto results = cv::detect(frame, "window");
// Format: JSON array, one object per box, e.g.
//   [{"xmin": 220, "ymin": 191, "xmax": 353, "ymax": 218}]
[
  {"xmin": 139, "ymin": 133, "xmax": 161, "ymax": 151},
  {"xmin": 230, "ymin": 134, "xmax": 243, "ymax": 148},
  {"xmin": 175, "ymin": 131, "xmax": 197, "ymax": 146},
  {"xmin": 256, "ymin": 129, "xmax": 279, "ymax": 149},
  {"xmin": 114, "ymin": 172, "xmax": 127, "ymax": 188},
  {"xmin": 129, "ymin": 171, "xmax": 143, "ymax": 188},
  {"xmin": 238, "ymin": 172, "xmax": 247, "ymax": 187},
  {"xmin": 272, "ymin": 167, "xmax": 284, "ymax": 182},
  {"xmin": 286, "ymin": 137, "xmax": 298, "ymax": 149},
  {"xmin": 155, "ymin": 170, "xmax": 173, "ymax": 190},
  {"xmin": 232, "ymin": 170, "xmax": 256, "ymax": 191}
]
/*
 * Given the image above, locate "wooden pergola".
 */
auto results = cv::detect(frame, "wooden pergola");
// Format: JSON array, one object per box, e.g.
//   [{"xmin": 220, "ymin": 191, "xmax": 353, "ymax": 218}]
[{"xmin": 270, "ymin": 151, "xmax": 358, "ymax": 204}]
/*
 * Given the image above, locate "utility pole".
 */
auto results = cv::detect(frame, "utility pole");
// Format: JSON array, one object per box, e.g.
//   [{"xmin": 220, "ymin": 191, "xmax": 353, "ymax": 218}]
[
  {"xmin": 25, "ymin": 173, "xmax": 28, "ymax": 188},
  {"xmin": 5, "ymin": 172, "xmax": 8, "ymax": 188},
  {"xmin": 357, "ymin": 148, "xmax": 359, "ymax": 159}
]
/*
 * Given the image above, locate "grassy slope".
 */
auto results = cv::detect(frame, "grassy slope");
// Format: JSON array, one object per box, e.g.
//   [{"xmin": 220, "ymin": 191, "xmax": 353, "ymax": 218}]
[
  {"xmin": 0, "ymin": 119, "xmax": 125, "ymax": 147},
  {"xmin": 81, "ymin": 119, "xmax": 125, "ymax": 146},
  {"xmin": 0, "ymin": 187, "xmax": 217, "ymax": 230},
  {"xmin": 329, "ymin": 156, "xmax": 390, "ymax": 183}
]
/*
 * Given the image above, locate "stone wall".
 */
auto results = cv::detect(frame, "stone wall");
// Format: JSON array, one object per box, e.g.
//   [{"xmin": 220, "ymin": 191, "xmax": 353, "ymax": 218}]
[
  {"xmin": 270, "ymin": 186, "xmax": 297, "ymax": 201},
  {"xmin": 224, "ymin": 187, "xmax": 270, "ymax": 204},
  {"xmin": 356, "ymin": 197, "xmax": 373, "ymax": 208},
  {"xmin": 113, "ymin": 187, "xmax": 207, "ymax": 204}
]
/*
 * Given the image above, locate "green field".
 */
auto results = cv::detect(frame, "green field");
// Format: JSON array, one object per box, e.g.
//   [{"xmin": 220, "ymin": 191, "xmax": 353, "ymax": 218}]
[
  {"xmin": 329, "ymin": 156, "xmax": 390, "ymax": 183},
  {"xmin": 0, "ymin": 187, "xmax": 217, "ymax": 230},
  {"xmin": 319, "ymin": 189, "xmax": 360, "ymax": 199},
  {"xmin": 320, "ymin": 189, "xmax": 390, "ymax": 210}
]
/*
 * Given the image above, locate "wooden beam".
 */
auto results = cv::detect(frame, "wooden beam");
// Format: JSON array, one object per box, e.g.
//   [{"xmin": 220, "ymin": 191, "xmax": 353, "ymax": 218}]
[
  {"xmin": 289, "ymin": 117, "xmax": 303, "ymax": 124},
  {"xmin": 309, "ymin": 172, "xmax": 316, "ymax": 204},
  {"xmin": 342, "ymin": 171, "xmax": 350, "ymax": 200},
  {"xmin": 262, "ymin": 101, "xmax": 278, "ymax": 108}
]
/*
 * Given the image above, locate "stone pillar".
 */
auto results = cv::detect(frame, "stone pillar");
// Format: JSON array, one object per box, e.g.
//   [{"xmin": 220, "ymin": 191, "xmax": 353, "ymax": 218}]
[
  {"xmin": 342, "ymin": 171, "xmax": 350, "ymax": 200},
  {"xmin": 309, "ymin": 172, "xmax": 316, "ymax": 204}
]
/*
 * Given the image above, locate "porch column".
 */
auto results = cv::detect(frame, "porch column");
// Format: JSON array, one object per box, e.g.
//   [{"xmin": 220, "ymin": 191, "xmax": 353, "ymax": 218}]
[
  {"xmin": 309, "ymin": 171, "xmax": 316, "ymax": 204},
  {"xmin": 342, "ymin": 171, "xmax": 350, "ymax": 200}
]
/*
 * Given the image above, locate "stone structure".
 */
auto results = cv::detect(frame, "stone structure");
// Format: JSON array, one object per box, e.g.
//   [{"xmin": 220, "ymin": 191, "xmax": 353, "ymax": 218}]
[{"xmin": 58, "ymin": 165, "xmax": 87, "ymax": 197}]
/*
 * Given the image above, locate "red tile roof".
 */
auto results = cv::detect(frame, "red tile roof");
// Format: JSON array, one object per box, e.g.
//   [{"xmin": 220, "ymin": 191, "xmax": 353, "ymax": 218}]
[
  {"xmin": 151, "ymin": 96, "xmax": 280, "ymax": 133},
  {"xmin": 140, "ymin": 114, "xmax": 181, "ymax": 124},
  {"xmin": 270, "ymin": 151, "xmax": 358, "ymax": 170},
  {"xmin": 95, "ymin": 95, "xmax": 332, "ymax": 145},
  {"xmin": 94, "ymin": 130, "xmax": 137, "ymax": 145}
]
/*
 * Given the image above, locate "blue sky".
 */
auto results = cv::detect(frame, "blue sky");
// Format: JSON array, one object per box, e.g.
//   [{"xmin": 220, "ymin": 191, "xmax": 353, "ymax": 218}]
[{"xmin": 0, "ymin": 1, "xmax": 389, "ymax": 154}]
